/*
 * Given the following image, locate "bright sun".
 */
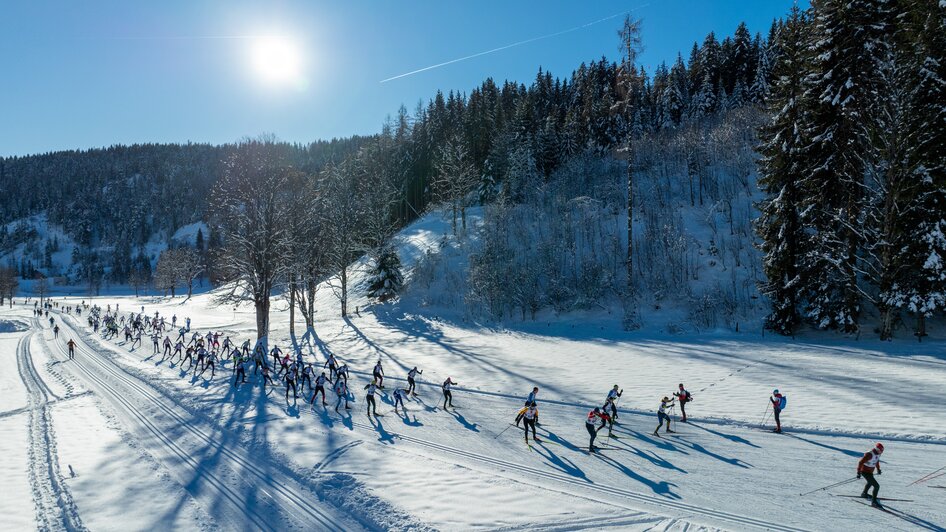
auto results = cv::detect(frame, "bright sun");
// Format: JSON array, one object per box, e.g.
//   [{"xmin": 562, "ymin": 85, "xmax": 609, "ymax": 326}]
[{"xmin": 250, "ymin": 36, "xmax": 303, "ymax": 87}]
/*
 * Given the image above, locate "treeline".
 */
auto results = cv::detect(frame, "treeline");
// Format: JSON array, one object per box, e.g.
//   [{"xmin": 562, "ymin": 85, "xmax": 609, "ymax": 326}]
[
  {"xmin": 756, "ymin": 0, "xmax": 945, "ymax": 339},
  {"xmin": 0, "ymin": 18, "xmax": 778, "ymax": 290},
  {"xmin": 0, "ymin": 139, "xmax": 368, "ymax": 284}
]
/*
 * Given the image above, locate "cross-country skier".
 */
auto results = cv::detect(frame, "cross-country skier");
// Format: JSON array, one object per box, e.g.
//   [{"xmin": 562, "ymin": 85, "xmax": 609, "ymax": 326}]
[
  {"xmin": 163, "ymin": 336, "xmax": 173, "ymax": 358},
  {"xmin": 311, "ymin": 372, "xmax": 328, "ymax": 406},
  {"xmin": 324, "ymin": 354, "xmax": 338, "ymax": 381},
  {"xmin": 407, "ymin": 366, "xmax": 423, "ymax": 395},
  {"xmin": 514, "ymin": 401, "xmax": 531, "ymax": 427},
  {"xmin": 442, "ymin": 377, "xmax": 457, "ymax": 409},
  {"xmin": 271, "ymin": 345, "xmax": 283, "ymax": 371},
  {"xmin": 393, "ymin": 387, "xmax": 409, "ymax": 415},
  {"xmin": 653, "ymin": 396, "xmax": 675, "ymax": 436},
  {"xmin": 857, "ymin": 443, "xmax": 885, "ymax": 507},
  {"xmin": 523, "ymin": 403, "xmax": 540, "ymax": 443},
  {"xmin": 516, "ymin": 387, "xmax": 540, "ymax": 425},
  {"xmin": 336, "ymin": 363, "xmax": 349, "ymax": 384},
  {"xmin": 605, "ymin": 385, "xmax": 623, "ymax": 421},
  {"xmin": 285, "ymin": 368, "xmax": 298, "ymax": 403},
  {"xmin": 586, "ymin": 407, "xmax": 610, "ymax": 453},
  {"xmin": 364, "ymin": 380, "xmax": 380, "ymax": 416},
  {"xmin": 234, "ymin": 357, "xmax": 247, "ymax": 385},
  {"xmin": 300, "ymin": 363, "xmax": 314, "ymax": 394},
  {"xmin": 201, "ymin": 351, "xmax": 216, "ymax": 379},
  {"xmin": 674, "ymin": 384, "xmax": 692, "ymax": 422},
  {"xmin": 770, "ymin": 389, "xmax": 785, "ymax": 433},
  {"xmin": 194, "ymin": 346, "xmax": 207, "ymax": 376},
  {"xmin": 373, "ymin": 359, "xmax": 384, "ymax": 388},
  {"xmin": 334, "ymin": 379, "xmax": 351, "ymax": 412},
  {"xmin": 53, "ymin": 324, "xmax": 59, "ymax": 338},
  {"xmin": 67, "ymin": 339, "xmax": 76, "ymax": 359}
]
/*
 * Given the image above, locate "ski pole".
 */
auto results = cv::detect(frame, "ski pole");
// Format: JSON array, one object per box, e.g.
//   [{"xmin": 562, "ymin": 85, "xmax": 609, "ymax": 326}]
[
  {"xmin": 907, "ymin": 465, "xmax": 946, "ymax": 486},
  {"xmin": 759, "ymin": 402, "xmax": 771, "ymax": 427},
  {"xmin": 493, "ymin": 422, "xmax": 517, "ymax": 440},
  {"xmin": 798, "ymin": 477, "xmax": 860, "ymax": 496}
]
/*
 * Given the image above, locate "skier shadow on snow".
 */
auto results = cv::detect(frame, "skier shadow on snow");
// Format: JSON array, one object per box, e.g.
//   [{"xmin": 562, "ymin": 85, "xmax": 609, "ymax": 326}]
[
  {"xmin": 531, "ymin": 443, "xmax": 589, "ymax": 482},
  {"xmin": 594, "ymin": 452, "xmax": 681, "ymax": 499},
  {"xmin": 687, "ymin": 422, "xmax": 761, "ymax": 448},
  {"xmin": 313, "ymin": 403, "xmax": 336, "ymax": 429},
  {"xmin": 449, "ymin": 409, "xmax": 480, "ymax": 433},
  {"xmin": 606, "ymin": 440, "xmax": 688, "ymax": 474},
  {"xmin": 782, "ymin": 432, "xmax": 862, "ymax": 458},
  {"xmin": 399, "ymin": 413, "xmax": 423, "ymax": 427},
  {"xmin": 370, "ymin": 416, "xmax": 397, "ymax": 444},
  {"xmin": 411, "ymin": 395, "xmax": 439, "ymax": 413}
]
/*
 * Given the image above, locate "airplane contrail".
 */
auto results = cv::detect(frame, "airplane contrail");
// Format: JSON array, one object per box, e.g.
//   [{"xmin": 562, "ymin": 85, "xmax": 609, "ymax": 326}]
[{"xmin": 380, "ymin": 5, "xmax": 649, "ymax": 84}]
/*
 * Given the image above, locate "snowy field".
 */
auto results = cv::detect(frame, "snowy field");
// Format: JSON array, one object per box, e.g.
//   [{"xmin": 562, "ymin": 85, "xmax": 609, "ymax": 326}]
[{"xmin": 2, "ymin": 214, "xmax": 946, "ymax": 531}]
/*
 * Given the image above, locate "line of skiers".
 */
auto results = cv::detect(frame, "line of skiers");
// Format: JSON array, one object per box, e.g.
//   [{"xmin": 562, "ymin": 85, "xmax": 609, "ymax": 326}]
[{"xmin": 62, "ymin": 303, "xmax": 899, "ymax": 512}]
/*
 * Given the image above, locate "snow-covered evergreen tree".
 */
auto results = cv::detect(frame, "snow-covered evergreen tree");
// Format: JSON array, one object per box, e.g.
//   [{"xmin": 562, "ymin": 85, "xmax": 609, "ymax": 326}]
[
  {"xmin": 755, "ymin": 5, "xmax": 810, "ymax": 335},
  {"xmin": 367, "ymin": 246, "xmax": 404, "ymax": 302},
  {"xmin": 798, "ymin": 0, "xmax": 891, "ymax": 332}
]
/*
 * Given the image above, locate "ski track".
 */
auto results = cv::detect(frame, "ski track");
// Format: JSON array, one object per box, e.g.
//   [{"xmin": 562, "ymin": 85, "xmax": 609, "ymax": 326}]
[
  {"xmin": 349, "ymin": 370, "xmax": 946, "ymax": 447},
  {"xmin": 342, "ymin": 417, "xmax": 806, "ymax": 532},
  {"xmin": 57, "ymin": 310, "xmax": 807, "ymax": 532},
  {"xmin": 16, "ymin": 327, "xmax": 86, "ymax": 532},
  {"xmin": 45, "ymin": 315, "xmax": 359, "ymax": 532}
]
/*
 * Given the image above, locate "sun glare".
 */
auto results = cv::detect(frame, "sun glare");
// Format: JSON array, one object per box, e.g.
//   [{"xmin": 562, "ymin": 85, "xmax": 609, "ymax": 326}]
[{"xmin": 250, "ymin": 36, "xmax": 303, "ymax": 88}]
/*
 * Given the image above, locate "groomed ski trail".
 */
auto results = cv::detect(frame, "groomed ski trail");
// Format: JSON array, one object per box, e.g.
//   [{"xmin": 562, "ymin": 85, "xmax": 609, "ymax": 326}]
[
  {"xmin": 17, "ymin": 326, "xmax": 86, "ymax": 532},
  {"xmin": 341, "ymin": 416, "xmax": 808, "ymax": 532},
  {"xmin": 44, "ymin": 316, "xmax": 361, "ymax": 532}
]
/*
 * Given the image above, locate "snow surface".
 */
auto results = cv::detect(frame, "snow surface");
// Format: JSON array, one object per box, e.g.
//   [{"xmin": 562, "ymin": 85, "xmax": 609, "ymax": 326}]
[{"xmin": 3, "ymin": 210, "xmax": 945, "ymax": 531}]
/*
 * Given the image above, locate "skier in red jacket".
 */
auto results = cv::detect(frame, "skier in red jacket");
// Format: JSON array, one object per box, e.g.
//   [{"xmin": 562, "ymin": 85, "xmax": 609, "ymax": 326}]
[
  {"xmin": 770, "ymin": 389, "xmax": 784, "ymax": 433},
  {"xmin": 857, "ymin": 443, "xmax": 884, "ymax": 507}
]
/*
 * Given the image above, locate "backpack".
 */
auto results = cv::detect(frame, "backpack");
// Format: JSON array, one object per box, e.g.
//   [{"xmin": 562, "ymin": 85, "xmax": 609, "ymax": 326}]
[{"xmin": 778, "ymin": 396, "xmax": 787, "ymax": 410}]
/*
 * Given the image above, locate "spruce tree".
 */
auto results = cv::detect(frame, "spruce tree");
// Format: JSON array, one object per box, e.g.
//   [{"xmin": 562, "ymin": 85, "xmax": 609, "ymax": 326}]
[
  {"xmin": 799, "ymin": 0, "xmax": 890, "ymax": 332},
  {"xmin": 755, "ymin": 6, "xmax": 810, "ymax": 334},
  {"xmin": 367, "ymin": 246, "xmax": 404, "ymax": 302}
]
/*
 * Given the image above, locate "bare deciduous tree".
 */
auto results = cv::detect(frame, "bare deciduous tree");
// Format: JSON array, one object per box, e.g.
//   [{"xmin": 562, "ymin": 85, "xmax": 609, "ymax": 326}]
[{"xmin": 211, "ymin": 139, "xmax": 297, "ymax": 346}]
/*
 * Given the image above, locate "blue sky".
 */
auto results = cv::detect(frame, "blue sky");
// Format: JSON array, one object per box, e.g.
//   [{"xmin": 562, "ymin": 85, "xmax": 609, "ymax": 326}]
[{"xmin": 0, "ymin": 1, "xmax": 805, "ymax": 157}]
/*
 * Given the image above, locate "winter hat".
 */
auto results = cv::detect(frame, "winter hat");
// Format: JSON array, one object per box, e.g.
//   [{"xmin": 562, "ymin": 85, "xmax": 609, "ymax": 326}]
[
  {"xmin": 875, "ymin": 443, "xmax": 884, "ymax": 453},
  {"xmin": 773, "ymin": 389, "xmax": 779, "ymax": 394}
]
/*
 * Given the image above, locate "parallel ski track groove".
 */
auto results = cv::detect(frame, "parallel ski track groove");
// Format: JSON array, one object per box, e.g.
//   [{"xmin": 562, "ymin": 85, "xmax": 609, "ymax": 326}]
[
  {"xmin": 17, "ymin": 328, "xmax": 86, "ymax": 532},
  {"xmin": 61, "ymin": 312, "xmax": 804, "ymax": 532},
  {"xmin": 48, "ymin": 317, "xmax": 346, "ymax": 532},
  {"xmin": 344, "ymin": 417, "xmax": 808, "ymax": 531}
]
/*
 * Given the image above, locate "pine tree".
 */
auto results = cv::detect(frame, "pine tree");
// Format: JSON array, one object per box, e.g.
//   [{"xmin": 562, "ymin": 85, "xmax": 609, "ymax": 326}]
[{"xmin": 755, "ymin": 6, "xmax": 810, "ymax": 334}]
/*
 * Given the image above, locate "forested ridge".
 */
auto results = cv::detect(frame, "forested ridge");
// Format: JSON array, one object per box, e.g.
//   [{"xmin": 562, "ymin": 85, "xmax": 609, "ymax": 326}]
[{"xmin": 1, "ymin": 0, "xmax": 943, "ymax": 339}]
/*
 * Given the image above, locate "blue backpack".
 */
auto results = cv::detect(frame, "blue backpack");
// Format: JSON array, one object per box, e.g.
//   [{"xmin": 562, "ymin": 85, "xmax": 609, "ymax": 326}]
[{"xmin": 779, "ymin": 396, "xmax": 787, "ymax": 410}]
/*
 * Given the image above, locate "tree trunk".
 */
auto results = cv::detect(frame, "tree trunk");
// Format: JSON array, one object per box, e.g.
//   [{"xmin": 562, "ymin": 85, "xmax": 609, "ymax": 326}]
[
  {"xmin": 289, "ymin": 273, "xmax": 296, "ymax": 338},
  {"xmin": 306, "ymin": 280, "xmax": 315, "ymax": 330},
  {"xmin": 340, "ymin": 266, "xmax": 348, "ymax": 317},
  {"xmin": 626, "ymin": 149, "xmax": 634, "ymax": 300},
  {"xmin": 187, "ymin": 279, "xmax": 193, "ymax": 299},
  {"xmin": 255, "ymin": 294, "xmax": 270, "ymax": 349}
]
